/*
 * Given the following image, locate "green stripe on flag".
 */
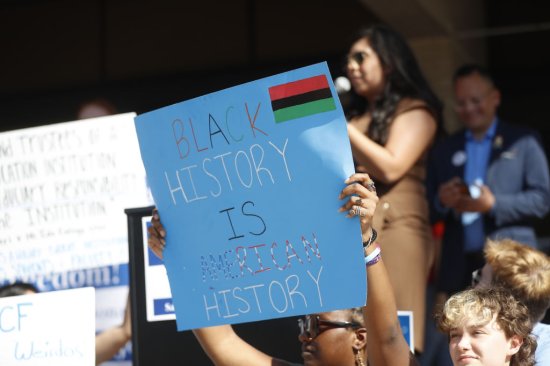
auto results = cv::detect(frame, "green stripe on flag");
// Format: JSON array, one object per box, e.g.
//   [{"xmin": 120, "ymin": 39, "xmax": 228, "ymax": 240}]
[{"xmin": 273, "ymin": 98, "xmax": 336, "ymax": 123}]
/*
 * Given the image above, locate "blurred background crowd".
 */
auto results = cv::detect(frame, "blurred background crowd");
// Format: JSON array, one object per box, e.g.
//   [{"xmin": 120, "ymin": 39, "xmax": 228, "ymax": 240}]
[{"xmin": 1, "ymin": 1, "xmax": 550, "ymax": 365}]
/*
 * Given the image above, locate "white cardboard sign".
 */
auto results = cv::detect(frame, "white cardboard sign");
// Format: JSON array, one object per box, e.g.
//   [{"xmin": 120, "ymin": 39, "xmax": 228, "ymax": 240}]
[
  {"xmin": 0, "ymin": 287, "xmax": 96, "ymax": 365},
  {"xmin": 0, "ymin": 113, "xmax": 152, "ymax": 281}
]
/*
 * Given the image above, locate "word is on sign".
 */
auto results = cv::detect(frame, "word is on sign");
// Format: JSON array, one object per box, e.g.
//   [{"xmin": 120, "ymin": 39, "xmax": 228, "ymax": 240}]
[{"xmin": 134, "ymin": 62, "xmax": 366, "ymax": 330}]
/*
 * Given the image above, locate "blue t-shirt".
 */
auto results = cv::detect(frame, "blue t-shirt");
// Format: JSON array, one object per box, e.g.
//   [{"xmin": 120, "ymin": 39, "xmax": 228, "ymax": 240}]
[
  {"xmin": 533, "ymin": 322, "xmax": 550, "ymax": 364},
  {"xmin": 462, "ymin": 118, "xmax": 498, "ymax": 252}
]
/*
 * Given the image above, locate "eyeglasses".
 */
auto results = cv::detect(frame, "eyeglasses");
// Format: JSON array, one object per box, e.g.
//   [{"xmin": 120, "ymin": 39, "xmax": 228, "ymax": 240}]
[
  {"xmin": 344, "ymin": 51, "xmax": 368, "ymax": 67},
  {"xmin": 471, "ymin": 268, "xmax": 482, "ymax": 287},
  {"xmin": 298, "ymin": 314, "xmax": 361, "ymax": 340}
]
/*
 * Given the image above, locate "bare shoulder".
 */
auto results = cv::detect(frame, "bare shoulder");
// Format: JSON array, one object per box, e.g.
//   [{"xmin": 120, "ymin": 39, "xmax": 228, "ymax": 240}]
[
  {"xmin": 395, "ymin": 97, "xmax": 429, "ymax": 114},
  {"xmin": 392, "ymin": 98, "xmax": 436, "ymax": 128},
  {"xmin": 386, "ymin": 98, "xmax": 437, "ymax": 149}
]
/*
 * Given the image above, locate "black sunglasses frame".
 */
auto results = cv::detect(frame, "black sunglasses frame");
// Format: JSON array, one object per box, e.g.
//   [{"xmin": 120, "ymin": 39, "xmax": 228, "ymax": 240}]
[
  {"xmin": 297, "ymin": 314, "xmax": 361, "ymax": 340},
  {"xmin": 344, "ymin": 51, "xmax": 368, "ymax": 68}
]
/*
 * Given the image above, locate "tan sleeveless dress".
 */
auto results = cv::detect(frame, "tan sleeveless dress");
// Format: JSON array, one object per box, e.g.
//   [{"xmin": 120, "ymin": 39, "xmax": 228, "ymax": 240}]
[{"xmin": 359, "ymin": 99, "xmax": 435, "ymax": 352}]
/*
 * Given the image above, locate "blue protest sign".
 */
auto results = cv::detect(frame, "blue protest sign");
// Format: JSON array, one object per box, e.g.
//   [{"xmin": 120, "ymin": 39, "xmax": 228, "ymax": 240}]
[
  {"xmin": 398, "ymin": 310, "xmax": 415, "ymax": 352},
  {"xmin": 134, "ymin": 62, "xmax": 366, "ymax": 330}
]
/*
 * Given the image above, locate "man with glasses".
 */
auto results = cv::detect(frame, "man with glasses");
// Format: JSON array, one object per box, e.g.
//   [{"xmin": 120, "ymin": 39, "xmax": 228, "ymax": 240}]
[{"xmin": 426, "ymin": 63, "xmax": 550, "ymax": 301}]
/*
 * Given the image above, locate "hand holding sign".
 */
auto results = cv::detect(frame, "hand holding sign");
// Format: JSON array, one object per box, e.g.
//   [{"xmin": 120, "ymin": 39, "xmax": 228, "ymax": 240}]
[
  {"xmin": 149, "ymin": 173, "xmax": 378, "ymax": 259},
  {"xmin": 135, "ymin": 62, "xmax": 366, "ymax": 330},
  {"xmin": 339, "ymin": 174, "xmax": 378, "ymax": 242},
  {"xmin": 146, "ymin": 173, "xmax": 395, "ymax": 365},
  {"xmin": 147, "ymin": 208, "xmax": 166, "ymax": 260},
  {"xmin": 139, "ymin": 63, "xmax": 414, "ymax": 366}
]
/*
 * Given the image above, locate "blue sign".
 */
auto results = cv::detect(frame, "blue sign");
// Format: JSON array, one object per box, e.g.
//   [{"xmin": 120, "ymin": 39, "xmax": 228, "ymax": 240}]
[
  {"xmin": 134, "ymin": 62, "xmax": 366, "ymax": 330},
  {"xmin": 154, "ymin": 298, "xmax": 175, "ymax": 316},
  {"xmin": 398, "ymin": 311, "xmax": 415, "ymax": 352}
]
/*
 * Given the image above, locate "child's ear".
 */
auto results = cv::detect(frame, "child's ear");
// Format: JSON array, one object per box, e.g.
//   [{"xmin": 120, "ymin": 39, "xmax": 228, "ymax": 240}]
[{"xmin": 507, "ymin": 335, "xmax": 523, "ymax": 357}]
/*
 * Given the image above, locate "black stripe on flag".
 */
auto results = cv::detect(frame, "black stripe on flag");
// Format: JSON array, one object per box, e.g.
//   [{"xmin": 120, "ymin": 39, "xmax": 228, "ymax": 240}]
[{"xmin": 271, "ymin": 88, "xmax": 333, "ymax": 111}]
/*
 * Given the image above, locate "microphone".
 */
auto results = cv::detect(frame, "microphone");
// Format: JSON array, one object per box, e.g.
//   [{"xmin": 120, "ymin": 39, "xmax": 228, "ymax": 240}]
[
  {"xmin": 334, "ymin": 76, "xmax": 351, "ymax": 95},
  {"xmin": 334, "ymin": 76, "xmax": 352, "ymax": 114}
]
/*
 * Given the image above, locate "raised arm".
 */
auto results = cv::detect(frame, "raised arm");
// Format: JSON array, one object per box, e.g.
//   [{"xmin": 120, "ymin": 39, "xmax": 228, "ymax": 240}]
[
  {"xmin": 95, "ymin": 296, "xmax": 132, "ymax": 365},
  {"xmin": 348, "ymin": 108, "xmax": 436, "ymax": 184},
  {"xmin": 192, "ymin": 326, "xmax": 279, "ymax": 366},
  {"xmin": 147, "ymin": 210, "xmax": 293, "ymax": 366},
  {"xmin": 339, "ymin": 174, "xmax": 415, "ymax": 366},
  {"xmin": 363, "ymin": 248, "xmax": 413, "ymax": 366}
]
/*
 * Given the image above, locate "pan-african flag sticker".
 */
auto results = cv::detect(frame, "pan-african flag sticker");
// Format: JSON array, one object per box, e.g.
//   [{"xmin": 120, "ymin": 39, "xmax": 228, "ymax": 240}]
[{"xmin": 268, "ymin": 74, "xmax": 336, "ymax": 123}]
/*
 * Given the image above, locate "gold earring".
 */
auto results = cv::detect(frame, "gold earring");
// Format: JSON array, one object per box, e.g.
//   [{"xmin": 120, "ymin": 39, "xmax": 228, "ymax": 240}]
[{"xmin": 355, "ymin": 351, "xmax": 366, "ymax": 366}]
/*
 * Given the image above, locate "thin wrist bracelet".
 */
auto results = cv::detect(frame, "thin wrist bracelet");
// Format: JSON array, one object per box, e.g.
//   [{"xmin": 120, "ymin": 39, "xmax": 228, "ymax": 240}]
[
  {"xmin": 364, "ymin": 245, "xmax": 381, "ymax": 266},
  {"xmin": 366, "ymin": 253, "xmax": 382, "ymax": 267},
  {"xmin": 362, "ymin": 228, "xmax": 377, "ymax": 248}
]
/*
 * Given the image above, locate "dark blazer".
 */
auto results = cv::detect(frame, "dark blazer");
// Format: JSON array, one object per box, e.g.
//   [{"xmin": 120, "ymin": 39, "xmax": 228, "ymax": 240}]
[{"xmin": 426, "ymin": 120, "xmax": 550, "ymax": 294}]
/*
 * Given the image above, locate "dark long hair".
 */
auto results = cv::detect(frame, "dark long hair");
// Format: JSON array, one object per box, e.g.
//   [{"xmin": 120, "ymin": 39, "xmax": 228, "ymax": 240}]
[
  {"xmin": 0, "ymin": 282, "xmax": 38, "ymax": 297},
  {"xmin": 346, "ymin": 25, "xmax": 443, "ymax": 145}
]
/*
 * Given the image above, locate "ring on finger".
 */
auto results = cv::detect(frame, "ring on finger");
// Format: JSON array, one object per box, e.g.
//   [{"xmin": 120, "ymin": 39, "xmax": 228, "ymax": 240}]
[
  {"xmin": 366, "ymin": 181, "xmax": 376, "ymax": 192},
  {"xmin": 349, "ymin": 205, "xmax": 362, "ymax": 217},
  {"xmin": 356, "ymin": 198, "xmax": 363, "ymax": 206}
]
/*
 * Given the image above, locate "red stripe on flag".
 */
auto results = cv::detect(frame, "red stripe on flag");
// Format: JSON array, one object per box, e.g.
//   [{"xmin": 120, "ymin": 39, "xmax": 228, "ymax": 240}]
[{"xmin": 269, "ymin": 75, "xmax": 329, "ymax": 101}]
